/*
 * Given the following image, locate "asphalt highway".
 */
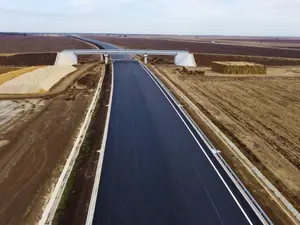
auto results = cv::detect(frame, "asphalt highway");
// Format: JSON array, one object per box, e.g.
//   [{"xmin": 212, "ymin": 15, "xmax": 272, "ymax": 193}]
[{"xmin": 81, "ymin": 38, "xmax": 264, "ymax": 225}]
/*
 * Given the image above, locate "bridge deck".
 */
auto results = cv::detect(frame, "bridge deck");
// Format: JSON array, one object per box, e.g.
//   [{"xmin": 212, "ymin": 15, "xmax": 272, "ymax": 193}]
[{"xmin": 63, "ymin": 49, "xmax": 188, "ymax": 56}]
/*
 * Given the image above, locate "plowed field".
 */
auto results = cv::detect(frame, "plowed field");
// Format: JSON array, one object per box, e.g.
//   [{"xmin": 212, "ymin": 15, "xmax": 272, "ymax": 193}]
[
  {"xmin": 85, "ymin": 35, "xmax": 300, "ymax": 58},
  {"xmin": 0, "ymin": 35, "xmax": 95, "ymax": 53}
]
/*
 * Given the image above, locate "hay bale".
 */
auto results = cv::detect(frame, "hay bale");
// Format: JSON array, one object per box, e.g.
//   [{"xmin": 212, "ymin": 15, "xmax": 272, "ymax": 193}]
[
  {"xmin": 211, "ymin": 61, "xmax": 267, "ymax": 74},
  {"xmin": 175, "ymin": 66, "xmax": 205, "ymax": 75}
]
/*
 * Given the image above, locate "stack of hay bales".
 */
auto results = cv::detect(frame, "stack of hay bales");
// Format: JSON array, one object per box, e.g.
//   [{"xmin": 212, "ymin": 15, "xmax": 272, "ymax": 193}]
[
  {"xmin": 175, "ymin": 66, "xmax": 205, "ymax": 75},
  {"xmin": 211, "ymin": 61, "xmax": 267, "ymax": 74}
]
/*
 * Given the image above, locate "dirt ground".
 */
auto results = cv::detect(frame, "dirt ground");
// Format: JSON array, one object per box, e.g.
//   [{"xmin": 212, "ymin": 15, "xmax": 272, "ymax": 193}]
[
  {"xmin": 0, "ymin": 63, "xmax": 104, "ymax": 225},
  {"xmin": 102, "ymin": 35, "xmax": 300, "ymax": 49},
  {"xmin": 0, "ymin": 67, "xmax": 19, "ymax": 74},
  {"xmin": 152, "ymin": 64, "xmax": 300, "ymax": 223},
  {"xmin": 0, "ymin": 53, "xmax": 57, "ymax": 66},
  {"xmin": 54, "ymin": 64, "xmax": 111, "ymax": 225},
  {"xmin": 193, "ymin": 53, "xmax": 300, "ymax": 66},
  {"xmin": 148, "ymin": 53, "xmax": 300, "ymax": 67},
  {"xmin": 0, "ymin": 35, "xmax": 96, "ymax": 53}
]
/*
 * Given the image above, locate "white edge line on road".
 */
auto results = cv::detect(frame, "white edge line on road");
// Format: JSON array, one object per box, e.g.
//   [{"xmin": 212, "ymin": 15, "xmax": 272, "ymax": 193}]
[
  {"xmin": 85, "ymin": 62, "xmax": 114, "ymax": 225},
  {"xmin": 140, "ymin": 63, "xmax": 253, "ymax": 225}
]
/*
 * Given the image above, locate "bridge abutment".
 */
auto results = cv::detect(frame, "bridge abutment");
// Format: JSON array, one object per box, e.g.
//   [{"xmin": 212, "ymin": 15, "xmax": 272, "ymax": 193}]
[
  {"xmin": 54, "ymin": 52, "xmax": 78, "ymax": 65},
  {"xmin": 174, "ymin": 53, "xmax": 196, "ymax": 67}
]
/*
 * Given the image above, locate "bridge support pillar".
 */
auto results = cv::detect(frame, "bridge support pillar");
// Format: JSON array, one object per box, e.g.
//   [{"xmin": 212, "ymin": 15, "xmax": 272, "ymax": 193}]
[
  {"xmin": 104, "ymin": 53, "xmax": 109, "ymax": 64},
  {"xmin": 144, "ymin": 54, "xmax": 148, "ymax": 64}
]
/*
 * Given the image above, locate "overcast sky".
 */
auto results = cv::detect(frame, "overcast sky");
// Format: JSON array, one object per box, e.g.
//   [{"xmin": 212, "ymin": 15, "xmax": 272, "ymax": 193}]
[{"xmin": 0, "ymin": 0, "xmax": 300, "ymax": 36}]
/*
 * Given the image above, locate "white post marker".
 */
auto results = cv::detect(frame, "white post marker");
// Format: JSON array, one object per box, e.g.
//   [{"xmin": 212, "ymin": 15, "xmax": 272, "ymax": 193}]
[
  {"xmin": 104, "ymin": 53, "xmax": 108, "ymax": 64},
  {"xmin": 144, "ymin": 53, "xmax": 148, "ymax": 64}
]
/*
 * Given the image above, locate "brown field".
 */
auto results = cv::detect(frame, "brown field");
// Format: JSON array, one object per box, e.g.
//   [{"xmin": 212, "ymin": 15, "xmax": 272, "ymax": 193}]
[
  {"xmin": 148, "ymin": 53, "xmax": 300, "ymax": 68},
  {"xmin": 0, "ymin": 35, "xmax": 102, "ymax": 67},
  {"xmin": 193, "ymin": 53, "xmax": 300, "ymax": 66},
  {"xmin": 84, "ymin": 35, "xmax": 300, "ymax": 58},
  {"xmin": 0, "ymin": 53, "xmax": 57, "ymax": 66},
  {"xmin": 54, "ymin": 64, "xmax": 111, "ymax": 225},
  {"xmin": 108, "ymin": 35, "xmax": 300, "ymax": 50},
  {"xmin": 0, "ymin": 63, "xmax": 104, "ymax": 225},
  {"xmin": 151, "ymin": 64, "xmax": 300, "ymax": 223},
  {"xmin": 0, "ymin": 35, "xmax": 96, "ymax": 53},
  {"xmin": 0, "ymin": 67, "xmax": 19, "ymax": 74}
]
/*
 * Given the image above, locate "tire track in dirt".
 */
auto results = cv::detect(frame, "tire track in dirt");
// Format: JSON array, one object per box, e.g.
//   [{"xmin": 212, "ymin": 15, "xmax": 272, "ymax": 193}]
[{"xmin": 196, "ymin": 79, "xmax": 300, "ymax": 170}]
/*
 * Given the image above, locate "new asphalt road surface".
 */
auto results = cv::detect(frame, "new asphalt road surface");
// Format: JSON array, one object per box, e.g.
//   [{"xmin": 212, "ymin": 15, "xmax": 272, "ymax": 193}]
[{"xmin": 81, "ymin": 38, "xmax": 265, "ymax": 225}]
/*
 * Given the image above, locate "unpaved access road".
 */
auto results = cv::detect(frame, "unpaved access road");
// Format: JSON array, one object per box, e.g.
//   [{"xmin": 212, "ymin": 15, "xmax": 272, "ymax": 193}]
[
  {"xmin": 0, "ymin": 63, "xmax": 104, "ymax": 225},
  {"xmin": 151, "ymin": 64, "xmax": 300, "ymax": 224}
]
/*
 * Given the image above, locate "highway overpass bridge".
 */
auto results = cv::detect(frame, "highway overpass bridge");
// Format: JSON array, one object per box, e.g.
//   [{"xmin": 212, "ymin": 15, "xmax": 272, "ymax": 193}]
[{"xmin": 54, "ymin": 49, "xmax": 197, "ymax": 67}]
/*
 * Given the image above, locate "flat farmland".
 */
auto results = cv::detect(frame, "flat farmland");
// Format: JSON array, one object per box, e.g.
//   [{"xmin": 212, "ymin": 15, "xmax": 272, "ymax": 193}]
[
  {"xmin": 0, "ymin": 67, "xmax": 19, "ymax": 74},
  {"xmin": 148, "ymin": 53, "xmax": 300, "ymax": 67},
  {"xmin": 110, "ymin": 35, "xmax": 300, "ymax": 50},
  {"xmin": 0, "ymin": 35, "xmax": 96, "ymax": 53},
  {"xmin": 85, "ymin": 35, "xmax": 300, "ymax": 58},
  {"xmin": 151, "ymin": 64, "xmax": 300, "ymax": 222},
  {"xmin": 0, "ymin": 53, "xmax": 57, "ymax": 66}
]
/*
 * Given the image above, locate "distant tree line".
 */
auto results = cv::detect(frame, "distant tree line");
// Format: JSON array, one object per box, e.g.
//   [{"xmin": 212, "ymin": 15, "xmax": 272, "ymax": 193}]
[{"xmin": 0, "ymin": 32, "xmax": 27, "ymax": 36}]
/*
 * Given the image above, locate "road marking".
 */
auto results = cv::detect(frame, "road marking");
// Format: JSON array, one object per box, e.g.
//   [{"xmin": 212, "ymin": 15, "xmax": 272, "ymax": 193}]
[
  {"xmin": 192, "ymin": 163, "xmax": 226, "ymax": 225},
  {"xmin": 212, "ymin": 149, "xmax": 222, "ymax": 154},
  {"xmin": 140, "ymin": 63, "xmax": 253, "ymax": 225},
  {"xmin": 85, "ymin": 63, "xmax": 115, "ymax": 225}
]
